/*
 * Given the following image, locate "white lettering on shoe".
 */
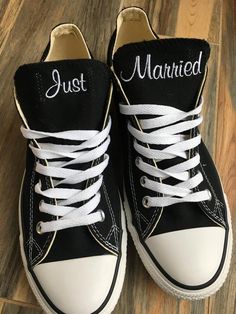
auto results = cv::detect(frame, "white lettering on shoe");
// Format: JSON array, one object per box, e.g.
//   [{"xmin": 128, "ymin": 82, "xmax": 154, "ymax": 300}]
[
  {"xmin": 120, "ymin": 52, "xmax": 202, "ymax": 82},
  {"xmin": 45, "ymin": 69, "xmax": 87, "ymax": 98}
]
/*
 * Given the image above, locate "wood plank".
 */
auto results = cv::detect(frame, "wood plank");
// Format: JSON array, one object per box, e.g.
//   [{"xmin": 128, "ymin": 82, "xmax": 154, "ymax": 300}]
[
  {"xmin": 120, "ymin": 0, "xmax": 180, "ymax": 38},
  {"xmin": 0, "ymin": 0, "xmax": 23, "ymax": 56},
  {"xmin": 121, "ymin": 0, "xmax": 221, "ymax": 42},
  {"xmin": 211, "ymin": 0, "xmax": 236, "ymax": 313},
  {"xmin": 201, "ymin": 44, "xmax": 219, "ymax": 156},
  {"xmin": 175, "ymin": 0, "xmax": 221, "ymax": 42},
  {"xmin": 0, "ymin": 302, "xmax": 43, "ymax": 314}
]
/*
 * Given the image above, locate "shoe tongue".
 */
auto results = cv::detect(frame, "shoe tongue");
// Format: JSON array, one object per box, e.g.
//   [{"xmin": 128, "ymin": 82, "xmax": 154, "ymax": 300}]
[
  {"xmin": 113, "ymin": 38, "xmax": 210, "ymax": 111},
  {"xmin": 14, "ymin": 59, "xmax": 111, "ymax": 132}
]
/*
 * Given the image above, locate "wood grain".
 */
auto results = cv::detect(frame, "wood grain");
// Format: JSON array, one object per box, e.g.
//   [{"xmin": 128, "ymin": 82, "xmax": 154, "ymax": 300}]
[
  {"xmin": 0, "ymin": 0, "xmax": 235, "ymax": 313},
  {"xmin": 175, "ymin": 0, "xmax": 221, "ymax": 43},
  {"xmin": 201, "ymin": 43, "xmax": 219, "ymax": 156},
  {"xmin": 212, "ymin": 1, "xmax": 236, "ymax": 313},
  {"xmin": 0, "ymin": 301, "xmax": 43, "ymax": 314}
]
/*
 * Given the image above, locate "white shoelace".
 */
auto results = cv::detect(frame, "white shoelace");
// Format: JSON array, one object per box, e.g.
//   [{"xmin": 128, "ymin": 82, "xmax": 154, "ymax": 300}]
[
  {"xmin": 120, "ymin": 98, "xmax": 211, "ymax": 208},
  {"xmin": 21, "ymin": 117, "xmax": 112, "ymax": 233}
]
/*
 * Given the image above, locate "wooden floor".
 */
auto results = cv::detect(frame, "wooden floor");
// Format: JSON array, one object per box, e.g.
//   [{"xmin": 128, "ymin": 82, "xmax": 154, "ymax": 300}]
[{"xmin": 0, "ymin": 0, "xmax": 235, "ymax": 313}]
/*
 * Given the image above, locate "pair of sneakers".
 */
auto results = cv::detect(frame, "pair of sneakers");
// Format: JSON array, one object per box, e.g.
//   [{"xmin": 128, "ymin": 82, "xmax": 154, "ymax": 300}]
[{"xmin": 14, "ymin": 7, "xmax": 232, "ymax": 314}]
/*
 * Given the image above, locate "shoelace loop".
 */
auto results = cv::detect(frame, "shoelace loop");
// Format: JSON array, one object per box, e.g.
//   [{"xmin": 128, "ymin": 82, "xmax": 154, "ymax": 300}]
[
  {"xmin": 21, "ymin": 117, "xmax": 112, "ymax": 233},
  {"xmin": 120, "ymin": 98, "xmax": 211, "ymax": 208}
]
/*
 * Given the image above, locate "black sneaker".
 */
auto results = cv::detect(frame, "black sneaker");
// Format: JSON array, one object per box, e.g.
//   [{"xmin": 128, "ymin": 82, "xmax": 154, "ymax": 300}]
[
  {"xmin": 109, "ymin": 7, "xmax": 232, "ymax": 299},
  {"xmin": 14, "ymin": 23, "xmax": 127, "ymax": 314}
]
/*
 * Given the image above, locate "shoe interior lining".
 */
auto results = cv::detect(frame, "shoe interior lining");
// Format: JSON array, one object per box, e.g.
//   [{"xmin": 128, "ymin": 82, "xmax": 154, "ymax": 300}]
[
  {"xmin": 112, "ymin": 7, "xmax": 157, "ymax": 54},
  {"xmin": 45, "ymin": 24, "xmax": 90, "ymax": 61}
]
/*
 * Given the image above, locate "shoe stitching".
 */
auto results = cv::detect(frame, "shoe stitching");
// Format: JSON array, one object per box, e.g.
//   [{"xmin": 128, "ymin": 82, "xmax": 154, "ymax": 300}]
[
  {"xmin": 28, "ymin": 168, "xmax": 36, "ymax": 264},
  {"xmin": 142, "ymin": 207, "xmax": 160, "ymax": 239},
  {"xmin": 89, "ymin": 159, "xmax": 119, "ymax": 253},
  {"xmin": 26, "ymin": 238, "xmax": 42, "ymax": 254},
  {"xmin": 193, "ymin": 162, "xmax": 225, "ymax": 225},
  {"xmin": 141, "ymin": 171, "xmax": 161, "ymax": 239},
  {"xmin": 127, "ymin": 134, "xmax": 142, "ymax": 232},
  {"xmin": 191, "ymin": 129, "xmax": 225, "ymax": 225},
  {"xmin": 128, "ymin": 126, "xmax": 164, "ymax": 238},
  {"xmin": 31, "ymin": 176, "xmax": 55, "ymax": 265},
  {"xmin": 102, "ymin": 182, "xmax": 119, "ymax": 248},
  {"xmin": 199, "ymin": 162, "xmax": 225, "ymax": 224},
  {"xmin": 35, "ymin": 73, "xmax": 45, "ymax": 104},
  {"xmin": 90, "ymin": 223, "xmax": 118, "ymax": 252},
  {"xmin": 26, "ymin": 161, "xmax": 54, "ymax": 266},
  {"xmin": 106, "ymin": 225, "xmax": 120, "ymax": 242},
  {"xmin": 139, "ymin": 212, "xmax": 149, "ymax": 225},
  {"xmin": 128, "ymin": 132, "xmax": 161, "ymax": 238}
]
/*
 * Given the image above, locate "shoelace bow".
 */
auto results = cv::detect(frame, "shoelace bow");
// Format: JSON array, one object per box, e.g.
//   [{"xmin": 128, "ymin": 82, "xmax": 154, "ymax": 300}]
[
  {"xmin": 21, "ymin": 117, "xmax": 112, "ymax": 233},
  {"xmin": 120, "ymin": 97, "xmax": 211, "ymax": 208}
]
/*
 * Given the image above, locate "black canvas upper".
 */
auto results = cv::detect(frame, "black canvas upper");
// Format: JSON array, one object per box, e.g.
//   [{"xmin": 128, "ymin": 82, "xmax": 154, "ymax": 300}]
[
  {"xmin": 112, "ymin": 38, "xmax": 228, "ymax": 240},
  {"xmin": 15, "ymin": 59, "xmax": 123, "ymax": 268}
]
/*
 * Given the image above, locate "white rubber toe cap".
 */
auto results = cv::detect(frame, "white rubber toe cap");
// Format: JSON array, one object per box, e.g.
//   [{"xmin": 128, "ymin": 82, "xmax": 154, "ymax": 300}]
[
  {"xmin": 33, "ymin": 255, "xmax": 117, "ymax": 314},
  {"xmin": 145, "ymin": 227, "xmax": 225, "ymax": 286}
]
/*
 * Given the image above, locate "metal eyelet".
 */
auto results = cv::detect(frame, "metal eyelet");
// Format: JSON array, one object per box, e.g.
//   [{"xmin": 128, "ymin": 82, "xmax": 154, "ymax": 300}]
[
  {"xmin": 39, "ymin": 200, "xmax": 43, "ymax": 210},
  {"xmin": 36, "ymin": 221, "xmax": 43, "ymax": 234},
  {"xmin": 104, "ymin": 153, "xmax": 109, "ymax": 161},
  {"xmin": 135, "ymin": 156, "xmax": 141, "ymax": 167},
  {"xmin": 206, "ymin": 189, "xmax": 212, "ymax": 201},
  {"xmin": 142, "ymin": 196, "xmax": 150, "ymax": 208},
  {"xmin": 140, "ymin": 176, "xmax": 147, "ymax": 187},
  {"xmin": 98, "ymin": 210, "xmax": 105, "ymax": 222}
]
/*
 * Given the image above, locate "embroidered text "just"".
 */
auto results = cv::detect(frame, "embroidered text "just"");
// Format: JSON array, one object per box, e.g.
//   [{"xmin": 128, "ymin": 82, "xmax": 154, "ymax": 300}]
[
  {"xmin": 45, "ymin": 69, "xmax": 87, "ymax": 98},
  {"xmin": 120, "ymin": 51, "xmax": 203, "ymax": 82}
]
